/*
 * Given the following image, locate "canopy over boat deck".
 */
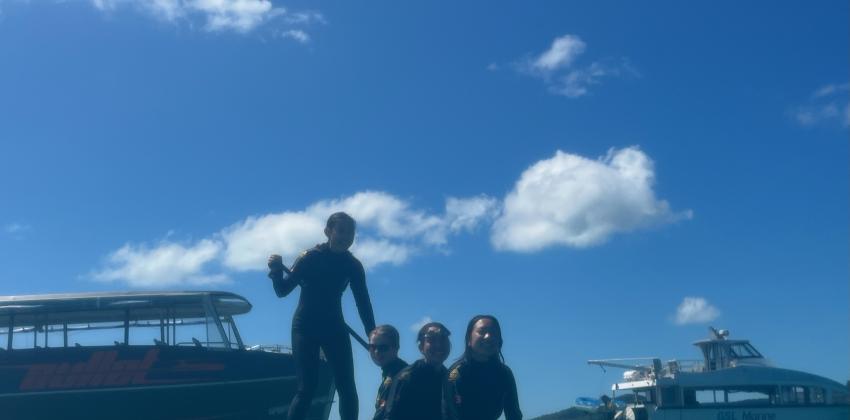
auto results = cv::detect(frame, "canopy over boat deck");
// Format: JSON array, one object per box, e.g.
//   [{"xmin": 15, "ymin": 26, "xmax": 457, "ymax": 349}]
[
  {"xmin": 0, "ymin": 291, "xmax": 251, "ymax": 326},
  {"xmin": 0, "ymin": 291, "xmax": 252, "ymax": 350}
]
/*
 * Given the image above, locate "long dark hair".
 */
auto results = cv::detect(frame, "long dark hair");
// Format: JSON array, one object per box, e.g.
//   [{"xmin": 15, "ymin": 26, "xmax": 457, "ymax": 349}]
[{"xmin": 460, "ymin": 314, "xmax": 505, "ymax": 363}]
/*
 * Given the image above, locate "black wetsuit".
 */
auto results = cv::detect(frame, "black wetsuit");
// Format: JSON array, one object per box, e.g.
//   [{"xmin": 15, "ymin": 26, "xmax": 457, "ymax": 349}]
[
  {"xmin": 372, "ymin": 358, "xmax": 408, "ymax": 420},
  {"xmin": 444, "ymin": 357, "xmax": 522, "ymax": 420},
  {"xmin": 383, "ymin": 359, "xmax": 448, "ymax": 420},
  {"xmin": 271, "ymin": 243, "xmax": 376, "ymax": 420}
]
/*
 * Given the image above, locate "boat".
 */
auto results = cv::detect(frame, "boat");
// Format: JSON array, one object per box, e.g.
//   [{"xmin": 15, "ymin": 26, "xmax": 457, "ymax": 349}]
[
  {"xmin": 583, "ymin": 327, "xmax": 849, "ymax": 420},
  {"xmin": 0, "ymin": 291, "xmax": 336, "ymax": 419}
]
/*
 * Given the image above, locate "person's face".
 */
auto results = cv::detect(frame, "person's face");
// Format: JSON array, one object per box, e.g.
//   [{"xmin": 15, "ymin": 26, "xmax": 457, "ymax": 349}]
[
  {"xmin": 468, "ymin": 318, "xmax": 501, "ymax": 361},
  {"xmin": 369, "ymin": 332, "xmax": 399, "ymax": 368},
  {"xmin": 325, "ymin": 219, "xmax": 355, "ymax": 252},
  {"xmin": 419, "ymin": 327, "xmax": 451, "ymax": 366}
]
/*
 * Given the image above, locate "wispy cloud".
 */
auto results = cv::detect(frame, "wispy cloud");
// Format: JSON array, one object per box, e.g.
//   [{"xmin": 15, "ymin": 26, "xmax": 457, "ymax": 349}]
[
  {"xmin": 513, "ymin": 34, "xmax": 636, "ymax": 98},
  {"xmin": 82, "ymin": 0, "xmax": 320, "ymax": 38},
  {"xmin": 280, "ymin": 29, "xmax": 309, "ymax": 43},
  {"xmin": 91, "ymin": 191, "xmax": 497, "ymax": 287},
  {"xmin": 791, "ymin": 83, "xmax": 850, "ymax": 128},
  {"xmin": 491, "ymin": 147, "xmax": 691, "ymax": 252},
  {"xmin": 4, "ymin": 223, "xmax": 30, "ymax": 234},
  {"xmin": 410, "ymin": 316, "xmax": 433, "ymax": 333},
  {"xmin": 674, "ymin": 297, "xmax": 720, "ymax": 325}
]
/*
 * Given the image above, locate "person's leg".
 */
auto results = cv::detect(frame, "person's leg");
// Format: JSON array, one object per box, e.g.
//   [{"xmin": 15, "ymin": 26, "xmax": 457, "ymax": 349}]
[
  {"xmin": 288, "ymin": 328, "xmax": 321, "ymax": 420},
  {"xmin": 321, "ymin": 329, "xmax": 358, "ymax": 420}
]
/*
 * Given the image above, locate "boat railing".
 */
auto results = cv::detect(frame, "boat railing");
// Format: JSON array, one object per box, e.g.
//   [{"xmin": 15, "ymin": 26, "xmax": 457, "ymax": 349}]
[
  {"xmin": 245, "ymin": 344, "xmax": 291, "ymax": 353},
  {"xmin": 663, "ymin": 359, "xmax": 705, "ymax": 374}
]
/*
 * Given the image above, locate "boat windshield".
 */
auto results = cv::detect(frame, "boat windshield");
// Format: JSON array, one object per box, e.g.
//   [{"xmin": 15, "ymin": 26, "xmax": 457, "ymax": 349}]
[{"xmin": 728, "ymin": 342, "xmax": 762, "ymax": 359}]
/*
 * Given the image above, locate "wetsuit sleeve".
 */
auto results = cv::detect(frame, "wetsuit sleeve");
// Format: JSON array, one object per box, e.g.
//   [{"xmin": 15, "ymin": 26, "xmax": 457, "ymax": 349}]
[
  {"xmin": 349, "ymin": 259, "xmax": 376, "ymax": 336},
  {"xmin": 503, "ymin": 366, "xmax": 522, "ymax": 420},
  {"xmin": 269, "ymin": 252, "xmax": 309, "ymax": 298},
  {"xmin": 383, "ymin": 370, "xmax": 410, "ymax": 420},
  {"xmin": 443, "ymin": 365, "xmax": 461, "ymax": 420}
]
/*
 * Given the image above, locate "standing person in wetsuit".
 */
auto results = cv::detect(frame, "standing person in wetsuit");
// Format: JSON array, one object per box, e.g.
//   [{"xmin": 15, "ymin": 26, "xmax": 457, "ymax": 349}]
[
  {"xmin": 267, "ymin": 212, "xmax": 375, "ymax": 420},
  {"xmin": 383, "ymin": 322, "xmax": 452, "ymax": 420},
  {"xmin": 444, "ymin": 315, "xmax": 522, "ymax": 420},
  {"xmin": 368, "ymin": 325, "xmax": 407, "ymax": 420}
]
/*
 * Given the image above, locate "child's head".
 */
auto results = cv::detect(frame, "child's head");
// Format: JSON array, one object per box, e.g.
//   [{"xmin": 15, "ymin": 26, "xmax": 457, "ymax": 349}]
[
  {"xmin": 463, "ymin": 315, "xmax": 503, "ymax": 362},
  {"xmin": 417, "ymin": 322, "xmax": 451, "ymax": 366},
  {"xmin": 369, "ymin": 325, "xmax": 401, "ymax": 368},
  {"xmin": 324, "ymin": 212, "xmax": 356, "ymax": 252}
]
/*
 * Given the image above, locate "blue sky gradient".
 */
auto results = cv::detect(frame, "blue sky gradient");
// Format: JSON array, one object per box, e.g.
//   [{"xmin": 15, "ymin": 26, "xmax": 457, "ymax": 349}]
[{"xmin": 0, "ymin": 1, "xmax": 847, "ymax": 418}]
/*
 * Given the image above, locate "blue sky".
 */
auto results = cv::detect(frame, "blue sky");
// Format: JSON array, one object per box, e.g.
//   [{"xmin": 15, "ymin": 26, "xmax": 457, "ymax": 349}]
[{"xmin": 0, "ymin": 0, "xmax": 847, "ymax": 418}]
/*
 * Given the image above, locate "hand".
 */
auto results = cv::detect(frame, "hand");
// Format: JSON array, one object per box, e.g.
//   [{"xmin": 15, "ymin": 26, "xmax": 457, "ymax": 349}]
[{"xmin": 267, "ymin": 254, "xmax": 284, "ymax": 271}]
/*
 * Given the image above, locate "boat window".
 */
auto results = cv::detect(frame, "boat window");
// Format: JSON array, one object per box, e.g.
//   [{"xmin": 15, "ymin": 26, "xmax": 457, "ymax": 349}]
[
  {"xmin": 127, "ymin": 319, "xmax": 165, "ymax": 346},
  {"xmin": 779, "ymin": 385, "xmax": 806, "ymax": 405},
  {"xmin": 725, "ymin": 387, "xmax": 773, "ymax": 406},
  {"xmin": 809, "ymin": 387, "xmax": 825, "ymax": 404},
  {"xmin": 219, "ymin": 317, "xmax": 242, "ymax": 350},
  {"xmin": 67, "ymin": 320, "xmax": 126, "ymax": 347},
  {"xmin": 172, "ymin": 317, "xmax": 227, "ymax": 349},
  {"xmin": 694, "ymin": 389, "xmax": 723, "ymax": 406},
  {"xmin": 728, "ymin": 342, "xmax": 761, "ymax": 358}
]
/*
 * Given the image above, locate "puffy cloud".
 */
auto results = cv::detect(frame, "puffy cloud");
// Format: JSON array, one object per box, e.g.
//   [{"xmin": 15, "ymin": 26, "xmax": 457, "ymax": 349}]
[
  {"xmin": 93, "ymin": 239, "xmax": 227, "ymax": 288},
  {"xmin": 93, "ymin": 191, "xmax": 495, "ymax": 287},
  {"xmin": 674, "ymin": 297, "xmax": 720, "ymax": 325},
  {"xmin": 221, "ymin": 211, "xmax": 325, "ymax": 271},
  {"xmin": 86, "ymin": 0, "xmax": 314, "ymax": 36},
  {"xmin": 491, "ymin": 147, "xmax": 691, "ymax": 252},
  {"xmin": 532, "ymin": 34, "xmax": 586, "ymax": 73}
]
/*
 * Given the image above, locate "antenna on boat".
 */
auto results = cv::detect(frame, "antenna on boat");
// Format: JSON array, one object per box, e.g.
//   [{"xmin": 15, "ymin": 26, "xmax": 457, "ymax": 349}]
[{"xmin": 708, "ymin": 326, "xmax": 729, "ymax": 340}]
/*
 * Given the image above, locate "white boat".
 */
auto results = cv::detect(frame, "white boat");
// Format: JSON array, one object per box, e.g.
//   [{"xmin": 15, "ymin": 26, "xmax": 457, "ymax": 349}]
[{"xmin": 586, "ymin": 327, "xmax": 849, "ymax": 420}]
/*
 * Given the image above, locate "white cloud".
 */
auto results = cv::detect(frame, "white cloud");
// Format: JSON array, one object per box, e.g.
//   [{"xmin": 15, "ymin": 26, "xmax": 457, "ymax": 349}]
[
  {"xmin": 491, "ymin": 147, "xmax": 691, "ymax": 252},
  {"xmin": 445, "ymin": 195, "xmax": 499, "ymax": 233},
  {"xmin": 94, "ymin": 191, "xmax": 495, "ymax": 287},
  {"xmin": 674, "ymin": 297, "xmax": 720, "ymax": 325},
  {"xmin": 280, "ymin": 29, "xmax": 309, "ymax": 43},
  {"xmin": 410, "ymin": 316, "xmax": 433, "ymax": 333},
  {"xmin": 532, "ymin": 34, "xmax": 586, "ymax": 73},
  {"xmin": 792, "ymin": 83, "xmax": 850, "ymax": 128},
  {"xmin": 93, "ymin": 239, "xmax": 227, "ymax": 288},
  {"xmin": 516, "ymin": 34, "xmax": 634, "ymax": 98},
  {"xmin": 221, "ymin": 211, "xmax": 325, "ymax": 271},
  {"xmin": 86, "ymin": 0, "xmax": 315, "ymax": 36}
]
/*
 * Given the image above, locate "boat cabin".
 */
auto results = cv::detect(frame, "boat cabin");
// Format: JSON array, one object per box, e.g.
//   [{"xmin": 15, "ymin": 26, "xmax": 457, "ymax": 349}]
[{"xmin": 0, "ymin": 291, "xmax": 250, "ymax": 351}]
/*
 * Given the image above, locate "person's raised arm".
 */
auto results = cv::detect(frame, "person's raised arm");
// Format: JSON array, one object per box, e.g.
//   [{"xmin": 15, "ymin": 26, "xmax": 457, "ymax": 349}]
[
  {"xmin": 349, "ymin": 259, "xmax": 376, "ymax": 336},
  {"xmin": 267, "ymin": 254, "xmax": 299, "ymax": 298}
]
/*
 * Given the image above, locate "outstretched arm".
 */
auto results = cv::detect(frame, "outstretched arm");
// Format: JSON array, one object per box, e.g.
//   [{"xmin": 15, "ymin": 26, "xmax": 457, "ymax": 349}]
[{"xmin": 349, "ymin": 260, "xmax": 376, "ymax": 336}]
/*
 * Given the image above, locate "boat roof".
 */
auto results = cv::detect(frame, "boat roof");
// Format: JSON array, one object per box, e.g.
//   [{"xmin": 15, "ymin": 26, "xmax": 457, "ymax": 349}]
[
  {"xmin": 0, "ymin": 291, "xmax": 252, "ymax": 326},
  {"xmin": 618, "ymin": 366, "xmax": 849, "ymax": 393}
]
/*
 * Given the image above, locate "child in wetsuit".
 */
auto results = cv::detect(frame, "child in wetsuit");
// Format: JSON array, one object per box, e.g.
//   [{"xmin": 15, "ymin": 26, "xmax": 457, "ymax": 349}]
[
  {"xmin": 383, "ymin": 322, "xmax": 452, "ymax": 420},
  {"xmin": 268, "ymin": 212, "xmax": 376, "ymax": 420},
  {"xmin": 445, "ymin": 315, "xmax": 522, "ymax": 420},
  {"xmin": 369, "ymin": 325, "xmax": 408, "ymax": 420}
]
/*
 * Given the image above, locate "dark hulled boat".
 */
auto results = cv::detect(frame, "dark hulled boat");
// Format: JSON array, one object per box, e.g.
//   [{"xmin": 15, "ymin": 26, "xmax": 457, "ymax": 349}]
[{"xmin": 0, "ymin": 291, "xmax": 335, "ymax": 419}]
